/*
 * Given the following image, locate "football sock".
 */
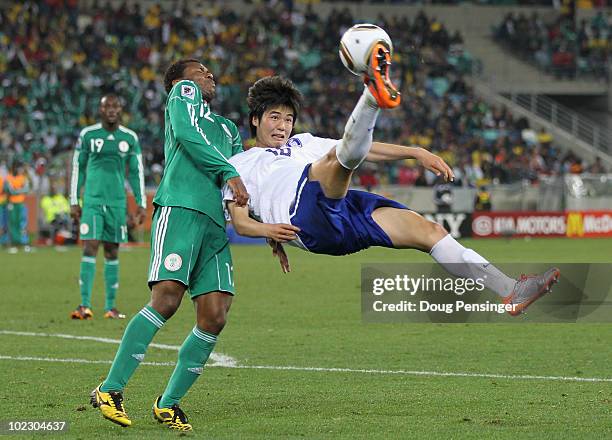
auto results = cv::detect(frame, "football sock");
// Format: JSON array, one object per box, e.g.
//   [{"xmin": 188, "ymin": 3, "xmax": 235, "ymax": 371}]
[
  {"xmin": 104, "ymin": 259, "xmax": 119, "ymax": 311},
  {"xmin": 336, "ymin": 86, "xmax": 380, "ymax": 169},
  {"xmin": 430, "ymin": 234, "xmax": 516, "ymax": 298},
  {"xmin": 100, "ymin": 305, "xmax": 166, "ymax": 392},
  {"xmin": 158, "ymin": 327, "xmax": 217, "ymax": 408},
  {"xmin": 79, "ymin": 256, "xmax": 96, "ymax": 308}
]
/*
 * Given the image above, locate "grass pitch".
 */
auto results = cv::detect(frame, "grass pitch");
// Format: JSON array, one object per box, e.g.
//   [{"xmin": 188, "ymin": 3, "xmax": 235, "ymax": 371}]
[{"xmin": 1, "ymin": 238, "xmax": 611, "ymax": 439}]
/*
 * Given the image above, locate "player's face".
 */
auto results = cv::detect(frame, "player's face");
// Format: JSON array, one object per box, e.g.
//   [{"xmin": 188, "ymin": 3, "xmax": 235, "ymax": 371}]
[
  {"xmin": 253, "ymin": 105, "xmax": 294, "ymax": 147},
  {"xmin": 182, "ymin": 62, "xmax": 216, "ymax": 102},
  {"xmin": 99, "ymin": 96, "xmax": 122, "ymax": 125}
]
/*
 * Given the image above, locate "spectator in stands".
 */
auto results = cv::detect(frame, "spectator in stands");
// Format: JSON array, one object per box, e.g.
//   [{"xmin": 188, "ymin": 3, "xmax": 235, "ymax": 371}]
[
  {"xmin": 0, "ymin": 173, "xmax": 7, "ymax": 246},
  {"xmin": 0, "ymin": 0, "xmax": 591, "ymax": 193},
  {"xmin": 474, "ymin": 185, "xmax": 492, "ymax": 211},
  {"xmin": 495, "ymin": 11, "xmax": 609, "ymax": 80},
  {"xmin": 588, "ymin": 156, "xmax": 607, "ymax": 174},
  {"xmin": 5, "ymin": 161, "xmax": 31, "ymax": 253},
  {"xmin": 433, "ymin": 175, "xmax": 453, "ymax": 213},
  {"xmin": 40, "ymin": 182, "xmax": 71, "ymax": 245}
]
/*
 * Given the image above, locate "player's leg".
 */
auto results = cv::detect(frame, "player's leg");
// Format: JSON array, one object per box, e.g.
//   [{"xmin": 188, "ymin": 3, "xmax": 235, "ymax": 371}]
[
  {"xmin": 310, "ymin": 41, "xmax": 399, "ymax": 199},
  {"xmin": 102, "ymin": 241, "xmax": 124, "ymax": 318},
  {"xmin": 101, "ymin": 206, "xmax": 128, "ymax": 318},
  {"xmin": 7, "ymin": 203, "xmax": 20, "ymax": 252},
  {"xmin": 0, "ymin": 204, "xmax": 7, "ymax": 246},
  {"xmin": 93, "ymin": 206, "xmax": 193, "ymax": 426},
  {"xmin": 92, "ymin": 280, "xmax": 184, "ymax": 427},
  {"xmin": 70, "ymin": 238, "xmax": 99, "ymax": 319},
  {"xmin": 154, "ymin": 218, "xmax": 234, "ymax": 431},
  {"xmin": 310, "ymin": 87, "xmax": 379, "ymax": 199},
  {"xmin": 153, "ymin": 292, "xmax": 231, "ymax": 432},
  {"xmin": 72, "ymin": 205, "xmax": 103, "ymax": 318},
  {"xmin": 19, "ymin": 203, "xmax": 30, "ymax": 251},
  {"xmin": 372, "ymin": 207, "xmax": 559, "ymax": 314}
]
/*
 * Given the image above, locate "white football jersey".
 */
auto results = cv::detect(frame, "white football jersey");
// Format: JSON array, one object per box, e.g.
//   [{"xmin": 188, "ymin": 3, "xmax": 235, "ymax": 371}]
[{"xmin": 223, "ymin": 133, "xmax": 338, "ymax": 237}]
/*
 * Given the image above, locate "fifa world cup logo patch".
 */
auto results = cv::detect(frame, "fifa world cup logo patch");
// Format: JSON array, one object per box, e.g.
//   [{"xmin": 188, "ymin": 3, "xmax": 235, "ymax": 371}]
[{"xmin": 164, "ymin": 253, "xmax": 183, "ymax": 272}]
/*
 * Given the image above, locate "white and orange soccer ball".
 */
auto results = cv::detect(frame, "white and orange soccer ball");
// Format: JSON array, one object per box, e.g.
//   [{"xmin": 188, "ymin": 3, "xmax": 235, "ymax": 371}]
[{"xmin": 339, "ymin": 24, "xmax": 393, "ymax": 76}]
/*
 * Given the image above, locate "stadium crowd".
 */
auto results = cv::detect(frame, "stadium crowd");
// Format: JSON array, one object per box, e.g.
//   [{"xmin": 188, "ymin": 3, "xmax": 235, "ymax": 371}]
[
  {"xmin": 495, "ymin": 10, "xmax": 611, "ymax": 80},
  {"xmin": 0, "ymin": 0, "xmax": 605, "ymax": 199}
]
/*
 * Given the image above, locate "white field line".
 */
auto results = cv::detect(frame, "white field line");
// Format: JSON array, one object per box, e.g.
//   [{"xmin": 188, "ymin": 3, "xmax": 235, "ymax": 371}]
[
  {"xmin": 0, "ymin": 330, "xmax": 237, "ymax": 367},
  {"xmin": 0, "ymin": 354, "xmax": 611, "ymax": 383},
  {"xmin": 2, "ymin": 330, "xmax": 612, "ymax": 383}
]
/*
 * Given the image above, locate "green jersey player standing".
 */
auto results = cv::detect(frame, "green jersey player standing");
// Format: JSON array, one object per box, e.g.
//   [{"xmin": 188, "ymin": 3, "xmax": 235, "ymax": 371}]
[
  {"xmin": 70, "ymin": 94, "xmax": 146, "ymax": 320},
  {"xmin": 91, "ymin": 59, "xmax": 249, "ymax": 432}
]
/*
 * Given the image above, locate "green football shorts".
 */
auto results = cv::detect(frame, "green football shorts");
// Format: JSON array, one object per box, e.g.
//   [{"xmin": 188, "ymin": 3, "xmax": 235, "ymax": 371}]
[
  {"xmin": 80, "ymin": 204, "xmax": 127, "ymax": 243},
  {"xmin": 147, "ymin": 205, "xmax": 235, "ymax": 297}
]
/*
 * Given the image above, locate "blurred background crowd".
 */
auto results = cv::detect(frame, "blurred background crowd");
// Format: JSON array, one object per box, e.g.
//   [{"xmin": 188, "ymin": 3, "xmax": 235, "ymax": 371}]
[
  {"xmin": 0, "ymin": 0, "xmax": 608, "ymax": 206},
  {"xmin": 495, "ymin": 10, "xmax": 611, "ymax": 80}
]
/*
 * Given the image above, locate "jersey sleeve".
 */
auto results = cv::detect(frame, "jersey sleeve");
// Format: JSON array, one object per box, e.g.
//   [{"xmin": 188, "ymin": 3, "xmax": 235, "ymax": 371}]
[
  {"xmin": 228, "ymin": 120, "xmax": 244, "ymax": 156},
  {"xmin": 70, "ymin": 131, "xmax": 90, "ymax": 205},
  {"xmin": 126, "ymin": 133, "xmax": 146, "ymax": 209},
  {"xmin": 167, "ymin": 80, "xmax": 240, "ymax": 183}
]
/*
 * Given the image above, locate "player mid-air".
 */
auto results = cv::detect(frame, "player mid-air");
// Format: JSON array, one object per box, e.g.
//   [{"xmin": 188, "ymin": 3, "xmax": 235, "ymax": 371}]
[
  {"xmin": 224, "ymin": 26, "xmax": 560, "ymax": 315},
  {"xmin": 70, "ymin": 94, "xmax": 146, "ymax": 320}
]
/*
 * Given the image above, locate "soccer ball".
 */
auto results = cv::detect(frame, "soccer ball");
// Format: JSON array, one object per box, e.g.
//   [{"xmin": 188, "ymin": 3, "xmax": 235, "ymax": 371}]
[{"xmin": 339, "ymin": 24, "xmax": 393, "ymax": 76}]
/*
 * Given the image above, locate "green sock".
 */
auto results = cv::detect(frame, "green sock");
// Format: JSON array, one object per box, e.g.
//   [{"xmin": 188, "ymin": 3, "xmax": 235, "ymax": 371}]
[
  {"xmin": 79, "ymin": 256, "xmax": 96, "ymax": 308},
  {"xmin": 100, "ymin": 305, "xmax": 166, "ymax": 392},
  {"xmin": 104, "ymin": 259, "xmax": 119, "ymax": 311},
  {"xmin": 158, "ymin": 327, "xmax": 217, "ymax": 408}
]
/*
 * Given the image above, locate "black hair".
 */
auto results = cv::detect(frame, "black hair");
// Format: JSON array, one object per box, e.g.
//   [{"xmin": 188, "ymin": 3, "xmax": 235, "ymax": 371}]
[
  {"xmin": 163, "ymin": 58, "xmax": 201, "ymax": 93},
  {"xmin": 100, "ymin": 93, "xmax": 121, "ymax": 105},
  {"xmin": 247, "ymin": 76, "xmax": 303, "ymax": 137}
]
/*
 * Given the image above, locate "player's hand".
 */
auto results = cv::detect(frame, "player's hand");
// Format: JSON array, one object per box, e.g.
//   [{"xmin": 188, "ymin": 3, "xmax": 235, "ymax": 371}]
[
  {"xmin": 264, "ymin": 223, "xmax": 300, "ymax": 243},
  {"xmin": 134, "ymin": 207, "xmax": 146, "ymax": 226},
  {"xmin": 226, "ymin": 177, "xmax": 249, "ymax": 207},
  {"xmin": 70, "ymin": 205, "xmax": 81, "ymax": 223},
  {"xmin": 268, "ymin": 239, "xmax": 291, "ymax": 273},
  {"xmin": 415, "ymin": 149, "xmax": 455, "ymax": 182}
]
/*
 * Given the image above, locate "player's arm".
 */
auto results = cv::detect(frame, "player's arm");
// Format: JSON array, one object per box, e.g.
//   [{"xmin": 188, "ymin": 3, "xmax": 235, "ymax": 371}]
[
  {"xmin": 126, "ymin": 136, "xmax": 147, "ymax": 225},
  {"xmin": 69, "ymin": 134, "xmax": 90, "ymax": 221},
  {"xmin": 366, "ymin": 142, "xmax": 455, "ymax": 181},
  {"xmin": 225, "ymin": 201, "xmax": 300, "ymax": 242},
  {"xmin": 167, "ymin": 86, "xmax": 248, "ymax": 206}
]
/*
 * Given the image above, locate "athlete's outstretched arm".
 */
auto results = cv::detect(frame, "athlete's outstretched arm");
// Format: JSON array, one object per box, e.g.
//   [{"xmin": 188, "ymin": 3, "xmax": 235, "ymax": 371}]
[
  {"xmin": 366, "ymin": 142, "xmax": 454, "ymax": 181},
  {"xmin": 226, "ymin": 201, "xmax": 300, "ymax": 243}
]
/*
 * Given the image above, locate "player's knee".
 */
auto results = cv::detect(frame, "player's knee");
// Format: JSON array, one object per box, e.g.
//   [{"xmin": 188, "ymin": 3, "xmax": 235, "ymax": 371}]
[
  {"xmin": 197, "ymin": 310, "xmax": 227, "ymax": 335},
  {"xmin": 427, "ymin": 221, "xmax": 449, "ymax": 247},
  {"xmin": 150, "ymin": 282, "xmax": 184, "ymax": 319},
  {"xmin": 103, "ymin": 243, "xmax": 119, "ymax": 259},
  {"xmin": 83, "ymin": 240, "xmax": 99, "ymax": 256}
]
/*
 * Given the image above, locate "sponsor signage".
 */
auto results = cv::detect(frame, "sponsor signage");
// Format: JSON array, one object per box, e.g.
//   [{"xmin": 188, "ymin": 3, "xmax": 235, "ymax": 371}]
[
  {"xmin": 472, "ymin": 211, "xmax": 612, "ymax": 238},
  {"xmin": 423, "ymin": 213, "xmax": 471, "ymax": 239}
]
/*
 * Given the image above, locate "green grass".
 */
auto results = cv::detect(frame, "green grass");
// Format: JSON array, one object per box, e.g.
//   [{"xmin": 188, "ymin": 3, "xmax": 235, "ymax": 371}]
[{"xmin": 1, "ymin": 238, "xmax": 611, "ymax": 439}]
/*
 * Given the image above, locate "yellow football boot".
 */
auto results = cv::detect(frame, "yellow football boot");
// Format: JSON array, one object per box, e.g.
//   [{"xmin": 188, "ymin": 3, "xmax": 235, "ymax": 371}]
[
  {"xmin": 90, "ymin": 384, "xmax": 131, "ymax": 427},
  {"xmin": 152, "ymin": 396, "xmax": 192, "ymax": 431}
]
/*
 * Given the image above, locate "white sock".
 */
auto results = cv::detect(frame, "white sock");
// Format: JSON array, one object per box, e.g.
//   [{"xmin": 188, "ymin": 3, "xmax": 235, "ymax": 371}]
[
  {"xmin": 335, "ymin": 87, "xmax": 380, "ymax": 169},
  {"xmin": 429, "ymin": 234, "xmax": 516, "ymax": 298}
]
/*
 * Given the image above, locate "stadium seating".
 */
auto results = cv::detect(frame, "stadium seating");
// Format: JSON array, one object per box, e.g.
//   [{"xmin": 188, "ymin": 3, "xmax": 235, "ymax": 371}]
[
  {"xmin": 0, "ymin": 1, "xmax": 601, "ymax": 190},
  {"xmin": 494, "ymin": 11, "xmax": 610, "ymax": 80}
]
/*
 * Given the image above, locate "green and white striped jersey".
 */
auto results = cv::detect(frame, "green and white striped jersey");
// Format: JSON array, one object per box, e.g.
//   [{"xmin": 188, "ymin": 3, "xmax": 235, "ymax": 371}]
[
  {"xmin": 70, "ymin": 123, "xmax": 146, "ymax": 209},
  {"xmin": 153, "ymin": 79, "xmax": 243, "ymax": 227}
]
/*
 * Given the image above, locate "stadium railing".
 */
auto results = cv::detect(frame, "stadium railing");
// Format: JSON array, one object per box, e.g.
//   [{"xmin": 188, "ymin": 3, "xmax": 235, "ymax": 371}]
[{"xmin": 503, "ymin": 93, "xmax": 612, "ymax": 156}]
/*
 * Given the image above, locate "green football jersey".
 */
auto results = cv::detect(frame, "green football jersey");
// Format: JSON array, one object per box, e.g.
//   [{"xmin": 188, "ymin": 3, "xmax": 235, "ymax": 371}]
[
  {"xmin": 70, "ymin": 123, "xmax": 146, "ymax": 209},
  {"xmin": 153, "ymin": 79, "xmax": 243, "ymax": 227}
]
